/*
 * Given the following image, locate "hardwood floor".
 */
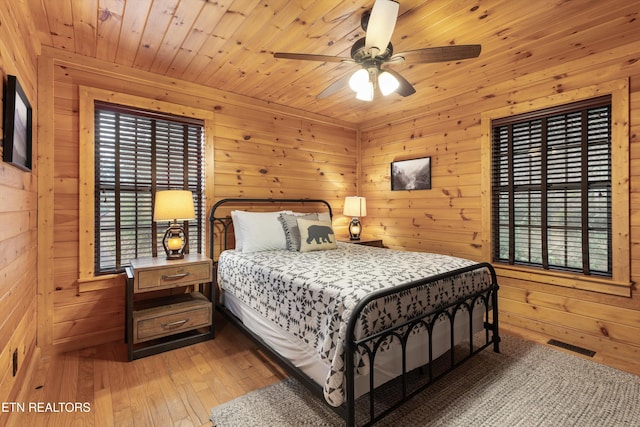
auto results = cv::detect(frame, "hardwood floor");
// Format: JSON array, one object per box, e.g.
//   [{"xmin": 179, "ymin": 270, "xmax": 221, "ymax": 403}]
[
  {"xmin": 6, "ymin": 314, "xmax": 287, "ymax": 427},
  {"xmin": 6, "ymin": 315, "xmax": 639, "ymax": 427}
]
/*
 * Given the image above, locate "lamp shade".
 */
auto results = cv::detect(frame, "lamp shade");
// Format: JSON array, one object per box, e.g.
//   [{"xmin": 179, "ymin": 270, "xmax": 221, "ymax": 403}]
[
  {"xmin": 153, "ymin": 190, "xmax": 195, "ymax": 222},
  {"xmin": 343, "ymin": 196, "xmax": 367, "ymax": 217},
  {"xmin": 378, "ymin": 71, "xmax": 400, "ymax": 96},
  {"xmin": 355, "ymin": 83, "xmax": 374, "ymax": 101},
  {"xmin": 349, "ymin": 69, "xmax": 370, "ymax": 92}
]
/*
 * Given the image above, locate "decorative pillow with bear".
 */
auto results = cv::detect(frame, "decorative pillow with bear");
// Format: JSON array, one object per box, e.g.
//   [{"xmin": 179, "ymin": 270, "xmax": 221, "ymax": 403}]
[
  {"xmin": 278, "ymin": 212, "xmax": 319, "ymax": 251},
  {"xmin": 297, "ymin": 218, "xmax": 337, "ymax": 252}
]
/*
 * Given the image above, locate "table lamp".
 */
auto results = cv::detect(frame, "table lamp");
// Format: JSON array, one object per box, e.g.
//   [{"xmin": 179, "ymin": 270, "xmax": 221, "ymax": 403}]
[
  {"xmin": 343, "ymin": 196, "xmax": 367, "ymax": 241},
  {"xmin": 154, "ymin": 190, "xmax": 195, "ymax": 259}
]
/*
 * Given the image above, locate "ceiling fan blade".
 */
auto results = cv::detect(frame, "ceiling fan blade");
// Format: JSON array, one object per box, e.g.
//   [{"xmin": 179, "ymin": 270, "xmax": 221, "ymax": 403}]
[
  {"xmin": 384, "ymin": 69, "xmax": 416, "ymax": 97},
  {"xmin": 316, "ymin": 73, "xmax": 353, "ymax": 99},
  {"xmin": 364, "ymin": 0, "xmax": 399, "ymax": 55},
  {"xmin": 273, "ymin": 52, "xmax": 352, "ymax": 63},
  {"xmin": 392, "ymin": 44, "xmax": 482, "ymax": 64}
]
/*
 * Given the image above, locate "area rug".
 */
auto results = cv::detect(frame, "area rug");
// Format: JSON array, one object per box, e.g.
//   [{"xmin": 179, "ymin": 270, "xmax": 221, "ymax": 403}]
[{"xmin": 210, "ymin": 335, "xmax": 640, "ymax": 426}]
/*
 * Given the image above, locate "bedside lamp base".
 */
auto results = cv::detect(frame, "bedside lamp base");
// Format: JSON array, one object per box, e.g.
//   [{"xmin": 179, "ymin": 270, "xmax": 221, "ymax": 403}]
[{"xmin": 348, "ymin": 217, "xmax": 362, "ymax": 241}]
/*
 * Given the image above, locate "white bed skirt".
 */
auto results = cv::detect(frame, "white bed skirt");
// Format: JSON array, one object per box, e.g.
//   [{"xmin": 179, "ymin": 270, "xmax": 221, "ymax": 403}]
[{"xmin": 222, "ymin": 291, "xmax": 486, "ymax": 400}]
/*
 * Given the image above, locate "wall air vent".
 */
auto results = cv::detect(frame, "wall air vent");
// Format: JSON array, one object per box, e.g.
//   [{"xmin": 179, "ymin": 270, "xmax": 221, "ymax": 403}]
[{"xmin": 547, "ymin": 339, "xmax": 596, "ymax": 357}]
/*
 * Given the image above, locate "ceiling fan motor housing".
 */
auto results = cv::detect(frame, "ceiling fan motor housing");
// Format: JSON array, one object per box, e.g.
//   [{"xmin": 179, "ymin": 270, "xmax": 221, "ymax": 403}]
[
  {"xmin": 351, "ymin": 37, "xmax": 394, "ymax": 63},
  {"xmin": 361, "ymin": 10, "xmax": 371, "ymax": 31}
]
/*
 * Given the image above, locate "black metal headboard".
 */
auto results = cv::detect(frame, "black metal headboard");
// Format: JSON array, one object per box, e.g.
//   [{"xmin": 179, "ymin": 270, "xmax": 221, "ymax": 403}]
[{"xmin": 208, "ymin": 198, "xmax": 333, "ymax": 261}]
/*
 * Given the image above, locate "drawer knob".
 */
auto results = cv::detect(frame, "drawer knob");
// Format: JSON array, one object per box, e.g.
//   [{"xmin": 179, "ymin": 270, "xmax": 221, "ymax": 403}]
[
  {"xmin": 161, "ymin": 319, "xmax": 189, "ymax": 329},
  {"xmin": 161, "ymin": 272, "xmax": 191, "ymax": 280}
]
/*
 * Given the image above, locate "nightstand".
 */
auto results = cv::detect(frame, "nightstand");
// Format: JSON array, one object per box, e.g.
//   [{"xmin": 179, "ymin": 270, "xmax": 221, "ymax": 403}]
[
  {"xmin": 338, "ymin": 238, "xmax": 384, "ymax": 248},
  {"xmin": 125, "ymin": 254, "xmax": 214, "ymax": 361}
]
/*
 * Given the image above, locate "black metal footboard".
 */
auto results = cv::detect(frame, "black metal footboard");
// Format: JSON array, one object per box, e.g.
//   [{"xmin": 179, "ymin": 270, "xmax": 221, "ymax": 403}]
[{"xmin": 343, "ymin": 262, "xmax": 500, "ymax": 426}]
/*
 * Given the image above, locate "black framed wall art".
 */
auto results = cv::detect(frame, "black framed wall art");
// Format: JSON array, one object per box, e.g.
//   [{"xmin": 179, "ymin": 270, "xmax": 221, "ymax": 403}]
[
  {"xmin": 391, "ymin": 157, "xmax": 431, "ymax": 191},
  {"xmin": 3, "ymin": 75, "xmax": 33, "ymax": 171}
]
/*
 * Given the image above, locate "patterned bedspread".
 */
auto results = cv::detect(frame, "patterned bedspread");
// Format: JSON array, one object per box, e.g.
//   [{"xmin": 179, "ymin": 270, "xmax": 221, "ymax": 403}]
[{"xmin": 217, "ymin": 242, "xmax": 492, "ymax": 407}]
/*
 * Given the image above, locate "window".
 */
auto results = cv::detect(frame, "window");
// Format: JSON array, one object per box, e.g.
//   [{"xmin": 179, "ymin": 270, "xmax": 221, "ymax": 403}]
[
  {"xmin": 491, "ymin": 96, "xmax": 612, "ymax": 277},
  {"xmin": 94, "ymin": 102, "xmax": 205, "ymax": 273}
]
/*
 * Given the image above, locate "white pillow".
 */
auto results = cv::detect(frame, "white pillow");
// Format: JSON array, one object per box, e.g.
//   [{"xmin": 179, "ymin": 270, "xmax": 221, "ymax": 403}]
[
  {"xmin": 230, "ymin": 210, "xmax": 292, "ymax": 252},
  {"xmin": 230, "ymin": 210, "xmax": 245, "ymax": 251}
]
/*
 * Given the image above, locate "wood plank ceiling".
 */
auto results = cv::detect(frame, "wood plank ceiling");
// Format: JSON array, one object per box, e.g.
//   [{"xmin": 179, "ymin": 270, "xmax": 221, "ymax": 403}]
[{"xmin": 23, "ymin": 0, "xmax": 640, "ymax": 125}]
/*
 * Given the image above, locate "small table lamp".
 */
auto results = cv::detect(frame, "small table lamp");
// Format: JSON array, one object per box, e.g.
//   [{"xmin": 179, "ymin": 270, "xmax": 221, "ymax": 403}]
[
  {"xmin": 154, "ymin": 190, "xmax": 195, "ymax": 259},
  {"xmin": 343, "ymin": 196, "xmax": 367, "ymax": 241}
]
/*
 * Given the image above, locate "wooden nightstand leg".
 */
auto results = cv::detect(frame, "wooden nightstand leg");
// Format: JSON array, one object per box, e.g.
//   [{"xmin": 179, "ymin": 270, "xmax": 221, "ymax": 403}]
[{"xmin": 125, "ymin": 266, "xmax": 134, "ymax": 361}]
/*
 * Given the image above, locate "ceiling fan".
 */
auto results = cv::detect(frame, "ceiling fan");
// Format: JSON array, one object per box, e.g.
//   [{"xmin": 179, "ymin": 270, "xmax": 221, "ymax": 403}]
[{"xmin": 273, "ymin": 0, "xmax": 481, "ymax": 101}]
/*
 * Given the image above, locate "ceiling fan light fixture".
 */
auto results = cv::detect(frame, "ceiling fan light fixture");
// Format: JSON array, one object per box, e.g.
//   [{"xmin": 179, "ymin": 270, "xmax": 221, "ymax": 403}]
[
  {"xmin": 275, "ymin": 1, "xmax": 480, "ymax": 100},
  {"xmin": 355, "ymin": 83, "xmax": 374, "ymax": 101},
  {"xmin": 349, "ymin": 69, "xmax": 370, "ymax": 92},
  {"xmin": 378, "ymin": 71, "xmax": 400, "ymax": 96}
]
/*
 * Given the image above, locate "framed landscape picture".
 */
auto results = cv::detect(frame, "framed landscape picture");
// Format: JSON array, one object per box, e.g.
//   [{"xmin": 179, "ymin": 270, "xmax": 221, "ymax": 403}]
[
  {"xmin": 3, "ymin": 75, "xmax": 33, "ymax": 171},
  {"xmin": 391, "ymin": 157, "xmax": 431, "ymax": 191}
]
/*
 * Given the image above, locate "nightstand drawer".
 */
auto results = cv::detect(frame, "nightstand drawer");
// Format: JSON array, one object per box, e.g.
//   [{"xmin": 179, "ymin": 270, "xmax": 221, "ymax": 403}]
[
  {"xmin": 133, "ymin": 292, "xmax": 212, "ymax": 344},
  {"xmin": 135, "ymin": 262, "xmax": 211, "ymax": 292}
]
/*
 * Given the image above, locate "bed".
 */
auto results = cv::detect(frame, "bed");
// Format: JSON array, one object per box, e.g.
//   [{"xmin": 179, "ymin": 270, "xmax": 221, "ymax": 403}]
[{"xmin": 209, "ymin": 198, "xmax": 500, "ymax": 426}]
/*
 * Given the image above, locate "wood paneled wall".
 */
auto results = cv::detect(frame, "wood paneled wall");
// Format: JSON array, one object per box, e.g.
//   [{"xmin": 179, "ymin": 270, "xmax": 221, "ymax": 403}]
[
  {"xmin": 0, "ymin": 1, "xmax": 40, "ymax": 405},
  {"xmin": 36, "ymin": 47, "xmax": 358, "ymax": 355},
  {"xmin": 4, "ymin": 0, "xmax": 639, "ymax": 395},
  {"xmin": 360, "ymin": 40, "xmax": 640, "ymax": 368}
]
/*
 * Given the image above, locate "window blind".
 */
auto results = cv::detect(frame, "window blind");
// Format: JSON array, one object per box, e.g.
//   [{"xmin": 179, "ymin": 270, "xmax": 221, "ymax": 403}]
[
  {"xmin": 491, "ymin": 96, "xmax": 611, "ymax": 277},
  {"xmin": 94, "ymin": 101, "xmax": 205, "ymax": 273}
]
